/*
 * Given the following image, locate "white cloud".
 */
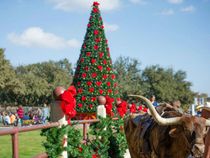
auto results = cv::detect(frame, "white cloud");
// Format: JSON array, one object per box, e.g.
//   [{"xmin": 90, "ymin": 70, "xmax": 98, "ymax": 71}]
[
  {"xmin": 181, "ymin": 5, "xmax": 195, "ymax": 13},
  {"xmin": 47, "ymin": 0, "xmax": 121, "ymax": 12},
  {"xmin": 129, "ymin": 0, "xmax": 147, "ymax": 4},
  {"xmin": 160, "ymin": 9, "xmax": 174, "ymax": 15},
  {"xmin": 104, "ymin": 23, "xmax": 119, "ymax": 32},
  {"xmin": 167, "ymin": 0, "xmax": 183, "ymax": 4},
  {"xmin": 8, "ymin": 27, "xmax": 80, "ymax": 49}
]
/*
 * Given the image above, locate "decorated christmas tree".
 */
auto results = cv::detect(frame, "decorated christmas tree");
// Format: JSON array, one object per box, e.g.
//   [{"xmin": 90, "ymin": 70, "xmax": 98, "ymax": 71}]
[{"xmin": 73, "ymin": 1, "xmax": 120, "ymax": 113}]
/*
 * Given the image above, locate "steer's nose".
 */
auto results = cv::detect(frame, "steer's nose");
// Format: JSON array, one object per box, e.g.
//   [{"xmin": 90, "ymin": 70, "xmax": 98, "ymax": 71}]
[{"xmin": 192, "ymin": 144, "xmax": 205, "ymax": 158}]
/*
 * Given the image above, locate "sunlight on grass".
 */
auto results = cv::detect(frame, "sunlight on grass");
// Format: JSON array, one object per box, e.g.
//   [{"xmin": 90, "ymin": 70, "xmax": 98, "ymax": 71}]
[{"xmin": 0, "ymin": 130, "xmax": 45, "ymax": 158}]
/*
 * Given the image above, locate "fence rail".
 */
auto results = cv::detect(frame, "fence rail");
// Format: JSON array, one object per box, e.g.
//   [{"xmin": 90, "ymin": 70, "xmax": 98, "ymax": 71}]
[{"xmin": 0, "ymin": 119, "xmax": 104, "ymax": 158}]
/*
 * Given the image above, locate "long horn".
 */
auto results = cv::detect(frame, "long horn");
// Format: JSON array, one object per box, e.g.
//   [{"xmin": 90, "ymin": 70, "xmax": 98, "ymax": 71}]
[
  {"xmin": 206, "ymin": 120, "xmax": 210, "ymax": 126},
  {"xmin": 129, "ymin": 95, "xmax": 182, "ymax": 126}
]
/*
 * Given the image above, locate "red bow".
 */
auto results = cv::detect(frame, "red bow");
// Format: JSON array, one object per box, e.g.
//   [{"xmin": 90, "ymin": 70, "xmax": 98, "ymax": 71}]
[{"xmin": 60, "ymin": 86, "xmax": 77, "ymax": 124}]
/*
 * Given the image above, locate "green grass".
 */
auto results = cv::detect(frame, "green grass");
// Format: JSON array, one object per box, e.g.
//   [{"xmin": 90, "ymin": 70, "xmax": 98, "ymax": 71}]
[{"xmin": 0, "ymin": 130, "xmax": 46, "ymax": 158}]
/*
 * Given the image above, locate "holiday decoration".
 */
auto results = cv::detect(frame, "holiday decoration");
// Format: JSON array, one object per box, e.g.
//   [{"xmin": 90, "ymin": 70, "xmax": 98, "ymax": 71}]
[
  {"xmin": 60, "ymin": 85, "xmax": 77, "ymax": 122},
  {"xmin": 53, "ymin": 86, "xmax": 66, "ymax": 100},
  {"xmin": 73, "ymin": 1, "xmax": 120, "ymax": 113}
]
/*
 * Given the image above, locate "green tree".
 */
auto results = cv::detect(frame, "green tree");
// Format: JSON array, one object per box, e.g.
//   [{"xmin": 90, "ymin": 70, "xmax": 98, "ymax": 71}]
[
  {"xmin": 113, "ymin": 56, "xmax": 144, "ymax": 97},
  {"xmin": 0, "ymin": 48, "xmax": 24, "ymax": 105},
  {"xmin": 73, "ymin": 2, "xmax": 119, "ymax": 113},
  {"xmin": 15, "ymin": 59, "xmax": 73, "ymax": 106},
  {"xmin": 142, "ymin": 65, "xmax": 194, "ymax": 108}
]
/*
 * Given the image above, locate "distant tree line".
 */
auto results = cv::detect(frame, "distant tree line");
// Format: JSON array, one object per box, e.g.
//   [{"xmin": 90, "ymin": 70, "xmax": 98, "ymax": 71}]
[{"xmin": 0, "ymin": 49, "xmax": 194, "ymax": 109}]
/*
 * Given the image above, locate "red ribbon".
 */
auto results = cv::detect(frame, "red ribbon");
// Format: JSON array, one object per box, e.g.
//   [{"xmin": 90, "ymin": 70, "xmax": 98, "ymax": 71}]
[{"xmin": 60, "ymin": 85, "xmax": 77, "ymax": 124}]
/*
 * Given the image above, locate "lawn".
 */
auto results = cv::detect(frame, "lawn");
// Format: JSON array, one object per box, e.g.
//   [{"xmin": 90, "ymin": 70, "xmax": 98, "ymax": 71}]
[{"xmin": 0, "ymin": 130, "xmax": 46, "ymax": 158}]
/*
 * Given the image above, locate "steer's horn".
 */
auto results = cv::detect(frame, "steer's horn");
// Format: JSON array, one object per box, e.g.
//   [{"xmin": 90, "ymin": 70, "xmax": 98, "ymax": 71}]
[
  {"xmin": 205, "ymin": 120, "xmax": 210, "ymax": 126},
  {"xmin": 129, "ymin": 95, "xmax": 182, "ymax": 126}
]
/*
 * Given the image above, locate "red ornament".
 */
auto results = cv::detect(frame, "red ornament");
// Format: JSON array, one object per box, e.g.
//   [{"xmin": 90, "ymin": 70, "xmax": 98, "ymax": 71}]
[
  {"xmin": 99, "ymin": 52, "xmax": 104, "ymax": 58},
  {"xmin": 82, "ymin": 73, "xmax": 87, "ymax": 78},
  {"xmin": 91, "ymin": 97, "xmax": 96, "ymax": 102},
  {"xmin": 102, "ymin": 74, "xmax": 108, "ymax": 79},
  {"xmin": 83, "ymin": 44, "xmax": 86, "ymax": 48},
  {"xmin": 94, "ymin": 45, "xmax": 98, "ymax": 50},
  {"xmin": 116, "ymin": 101, "xmax": 127, "ymax": 118},
  {"xmin": 86, "ymin": 52, "xmax": 91, "ymax": 56},
  {"xmin": 94, "ymin": 30, "xmax": 99, "ymax": 35},
  {"xmin": 99, "ymin": 89, "xmax": 103, "ymax": 94},
  {"xmin": 81, "ymin": 96, "xmax": 86, "ymax": 101},
  {"xmin": 111, "ymin": 74, "xmax": 116, "ymax": 79},
  {"xmin": 130, "ymin": 103, "xmax": 137, "ymax": 113},
  {"xmin": 80, "ymin": 58, "xmax": 84, "ymax": 63},
  {"xmin": 96, "ymin": 81, "xmax": 102, "ymax": 86},
  {"xmin": 92, "ymin": 72, "xmax": 97, "ymax": 78},
  {"xmin": 107, "ymin": 47, "xmax": 110, "ymax": 52},
  {"xmin": 78, "ymin": 88, "xmax": 83, "ymax": 93},
  {"xmin": 108, "ymin": 89, "xmax": 112, "ymax": 93},
  {"xmin": 105, "ymin": 96, "xmax": 114, "ymax": 117},
  {"xmin": 95, "ymin": 38, "xmax": 101, "ymax": 43},
  {"xmin": 106, "ymin": 40, "xmax": 108, "ymax": 44},
  {"xmin": 77, "ymin": 82, "xmax": 81, "ymax": 86},
  {"xmin": 78, "ymin": 103, "xmax": 83, "ymax": 108},
  {"xmin": 114, "ymin": 83, "xmax": 117, "ymax": 87},
  {"xmin": 97, "ymin": 65, "xmax": 103, "ymax": 71},
  {"xmin": 103, "ymin": 59, "xmax": 107, "ymax": 64},
  {"xmin": 93, "ymin": 8, "xmax": 98, "ymax": 13},
  {"xmin": 87, "ymin": 81, "xmax": 92, "ymax": 86},
  {"xmin": 84, "ymin": 66, "xmax": 89, "ymax": 71},
  {"xmin": 87, "ymin": 23, "xmax": 91, "ymax": 28},
  {"xmin": 107, "ymin": 82, "xmax": 111, "ymax": 86},
  {"xmin": 89, "ymin": 87, "xmax": 94, "ymax": 93},
  {"xmin": 89, "ymin": 104, "xmax": 93, "ymax": 108},
  {"xmin": 107, "ymin": 67, "xmax": 111, "ymax": 71},
  {"xmin": 101, "ymin": 25, "xmax": 104, "ymax": 29},
  {"xmin": 93, "ymin": 2, "xmax": 100, "ymax": 6},
  {"xmin": 91, "ymin": 58, "xmax": 96, "ymax": 64}
]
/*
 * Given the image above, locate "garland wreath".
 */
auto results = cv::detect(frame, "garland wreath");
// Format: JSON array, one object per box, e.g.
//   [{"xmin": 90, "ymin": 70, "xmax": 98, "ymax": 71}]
[
  {"xmin": 41, "ymin": 117, "xmax": 128, "ymax": 158},
  {"xmin": 41, "ymin": 85, "xmax": 128, "ymax": 157}
]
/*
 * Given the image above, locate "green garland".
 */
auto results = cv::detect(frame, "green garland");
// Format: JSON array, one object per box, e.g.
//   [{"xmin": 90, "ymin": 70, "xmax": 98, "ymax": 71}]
[{"xmin": 41, "ymin": 117, "xmax": 128, "ymax": 158}]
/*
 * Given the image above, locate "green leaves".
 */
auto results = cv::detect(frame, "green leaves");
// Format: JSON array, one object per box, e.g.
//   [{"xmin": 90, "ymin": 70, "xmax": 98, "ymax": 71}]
[{"xmin": 41, "ymin": 117, "xmax": 128, "ymax": 158}]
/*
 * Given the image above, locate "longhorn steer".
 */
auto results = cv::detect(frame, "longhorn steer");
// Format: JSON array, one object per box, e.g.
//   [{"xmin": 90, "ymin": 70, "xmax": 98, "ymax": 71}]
[{"xmin": 124, "ymin": 95, "xmax": 210, "ymax": 158}]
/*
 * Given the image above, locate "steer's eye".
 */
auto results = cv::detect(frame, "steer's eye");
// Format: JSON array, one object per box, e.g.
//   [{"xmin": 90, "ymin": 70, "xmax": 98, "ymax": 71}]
[{"xmin": 192, "ymin": 131, "xmax": 196, "ymax": 139}]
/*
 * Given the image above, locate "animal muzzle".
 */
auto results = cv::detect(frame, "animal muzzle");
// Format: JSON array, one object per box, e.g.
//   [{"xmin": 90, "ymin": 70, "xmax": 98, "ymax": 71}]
[{"xmin": 192, "ymin": 143, "xmax": 205, "ymax": 158}]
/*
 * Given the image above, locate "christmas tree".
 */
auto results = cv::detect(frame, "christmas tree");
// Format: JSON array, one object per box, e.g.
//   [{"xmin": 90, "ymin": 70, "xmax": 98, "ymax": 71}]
[{"xmin": 73, "ymin": 1, "xmax": 119, "ymax": 113}]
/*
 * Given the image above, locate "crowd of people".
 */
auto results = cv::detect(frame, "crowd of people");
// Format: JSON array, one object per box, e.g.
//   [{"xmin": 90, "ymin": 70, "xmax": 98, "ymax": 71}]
[{"xmin": 0, "ymin": 104, "xmax": 49, "ymax": 126}]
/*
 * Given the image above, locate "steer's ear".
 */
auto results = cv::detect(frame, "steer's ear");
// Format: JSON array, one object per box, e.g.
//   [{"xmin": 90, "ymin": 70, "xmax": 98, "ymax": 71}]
[{"xmin": 169, "ymin": 128, "xmax": 181, "ymax": 137}]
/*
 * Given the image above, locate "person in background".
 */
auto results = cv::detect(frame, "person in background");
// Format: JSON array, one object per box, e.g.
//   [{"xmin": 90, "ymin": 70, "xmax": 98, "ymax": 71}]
[
  {"xmin": 4, "ymin": 113, "xmax": 11, "ymax": 125},
  {"xmin": 149, "ymin": 95, "xmax": 159, "ymax": 107},
  {"xmin": 23, "ymin": 112, "xmax": 30, "ymax": 120},
  {"xmin": 10, "ymin": 113, "xmax": 16, "ymax": 125},
  {"xmin": 17, "ymin": 105, "xmax": 24, "ymax": 126},
  {"xmin": 171, "ymin": 100, "xmax": 183, "ymax": 113},
  {"xmin": 0, "ymin": 112, "xmax": 3, "ymax": 124},
  {"xmin": 42, "ymin": 103, "xmax": 49, "ymax": 124}
]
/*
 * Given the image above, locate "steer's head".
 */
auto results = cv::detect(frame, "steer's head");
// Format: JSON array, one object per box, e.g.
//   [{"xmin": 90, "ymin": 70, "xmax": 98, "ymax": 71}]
[
  {"xmin": 178, "ymin": 115, "xmax": 206, "ymax": 158},
  {"xmin": 129, "ymin": 95, "xmax": 210, "ymax": 158}
]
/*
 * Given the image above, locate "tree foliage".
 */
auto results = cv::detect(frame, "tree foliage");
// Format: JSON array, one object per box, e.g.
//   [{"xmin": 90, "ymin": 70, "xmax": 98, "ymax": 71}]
[
  {"xmin": 15, "ymin": 59, "xmax": 73, "ymax": 106},
  {"xmin": 0, "ymin": 48, "xmax": 195, "ymax": 108},
  {"xmin": 0, "ymin": 49, "xmax": 73, "ymax": 106},
  {"xmin": 113, "ymin": 56, "xmax": 144, "ymax": 97},
  {"xmin": 142, "ymin": 65, "xmax": 194, "ymax": 107}
]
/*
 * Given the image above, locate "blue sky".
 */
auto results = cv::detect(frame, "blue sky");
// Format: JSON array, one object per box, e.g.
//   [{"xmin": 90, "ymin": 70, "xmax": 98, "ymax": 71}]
[{"xmin": 0, "ymin": 0, "xmax": 210, "ymax": 96}]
